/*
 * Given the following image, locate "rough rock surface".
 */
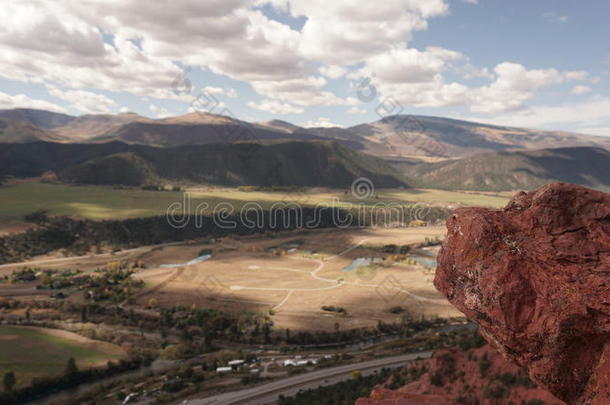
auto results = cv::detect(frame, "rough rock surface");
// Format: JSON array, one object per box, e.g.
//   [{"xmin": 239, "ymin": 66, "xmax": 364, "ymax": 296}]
[
  {"xmin": 356, "ymin": 389, "xmax": 455, "ymax": 405},
  {"xmin": 434, "ymin": 183, "xmax": 610, "ymax": 404},
  {"xmin": 356, "ymin": 344, "xmax": 564, "ymax": 405}
]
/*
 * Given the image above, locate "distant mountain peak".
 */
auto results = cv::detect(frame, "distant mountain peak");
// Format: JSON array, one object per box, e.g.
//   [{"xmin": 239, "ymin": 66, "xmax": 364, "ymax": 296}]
[{"xmin": 256, "ymin": 119, "xmax": 302, "ymax": 133}]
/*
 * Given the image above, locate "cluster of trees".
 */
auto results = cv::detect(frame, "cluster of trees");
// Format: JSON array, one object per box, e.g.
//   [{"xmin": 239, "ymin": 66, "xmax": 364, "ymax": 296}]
[
  {"xmin": 0, "ymin": 207, "xmax": 351, "ymax": 264},
  {"xmin": 3, "ymin": 262, "xmax": 144, "ymax": 302},
  {"xmin": 1, "ymin": 267, "xmax": 38, "ymax": 283},
  {"xmin": 159, "ymin": 305, "xmax": 273, "ymax": 348},
  {"xmin": 0, "ymin": 357, "xmax": 149, "ymax": 404},
  {"xmin": 277, "ymin": 368, "xmax": 394, "ymax": 405},
  {"xmin": 83, "ymin": 263, "xmax": 144, "ymax": 302},
  {"xmin": 1, "ymin": 202, "xmax": 451, "ymax": 266},
  {"xmin": 320, "ymin": 305, "xmax": 347, "ymax": 315},
  {"xmin": 157, "ymin": 306, "xmax": 453, "ymax": 351},
  {"xmin": 140, "ymin": 184, "xmax": 182, "ymax": 192},
  {"xmin": 35, "ymin": 268, "xmax": 82, "ymax": 289},
  {"xmin": 237, "ymin": 185, "xmax": 304, "ymax": 192}
]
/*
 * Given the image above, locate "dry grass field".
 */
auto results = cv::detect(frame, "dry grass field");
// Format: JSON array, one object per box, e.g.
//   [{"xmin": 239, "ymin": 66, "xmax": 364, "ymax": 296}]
[
  {"xmin": 0, "ymin": 224, "xmax": 462, "ymax": 332},
  {"xmin": 131, "ymin": 226, "xmax": 462, "ymax": 331}
]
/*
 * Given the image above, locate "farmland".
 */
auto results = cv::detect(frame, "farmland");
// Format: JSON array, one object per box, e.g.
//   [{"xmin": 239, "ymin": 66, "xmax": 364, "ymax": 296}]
[
  {"xmin": 0, "ymin": 326, "xmax": 125, "ymax": 388},
  {"xmin": 0, "ymin": 225, "xmax": 461, "ymax": 332},
  {"xmin": 0, "ymin": 181, "xmax": 511, "ymax": 234},
  {"xmin": 0, "ymin": 181, "xmax": 510, "ymax": 402}
]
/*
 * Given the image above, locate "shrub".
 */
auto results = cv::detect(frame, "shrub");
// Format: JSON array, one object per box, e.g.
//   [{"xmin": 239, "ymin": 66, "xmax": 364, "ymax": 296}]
[
  {"xmin": 498, "ymin": 372, "xmax": 516, "ymax": 386},
  {"xmin": 523, "ymin": 400, "xmax": 544, "ymax": 405},
  {"xmin": 479, "ymin": 353, "xmax": 491, "ymax": 377},
  {"xmin": 430, "ymin": 373, "xmax": 443, "ymax": 386}
]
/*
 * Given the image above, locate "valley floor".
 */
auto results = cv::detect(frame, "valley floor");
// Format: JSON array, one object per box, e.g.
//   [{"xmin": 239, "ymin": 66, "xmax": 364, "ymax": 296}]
[{"xmin": 0, "ymin": 181, "xmax": 511, "ymax": 234}]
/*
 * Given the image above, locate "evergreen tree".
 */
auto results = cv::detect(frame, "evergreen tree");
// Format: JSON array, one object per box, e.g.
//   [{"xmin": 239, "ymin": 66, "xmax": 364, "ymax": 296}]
[
  {"xmin": 65, "ymin": 357, "xmax": 78, "ymax": 376},
  {"xmin": 3, "ymin": 371, "xmax": 16, "ymax": 392}
]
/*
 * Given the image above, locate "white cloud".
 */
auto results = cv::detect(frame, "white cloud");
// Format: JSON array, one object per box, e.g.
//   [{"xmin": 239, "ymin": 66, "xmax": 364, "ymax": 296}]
[
  {"xmin": 302, "ymin": 117, "xmax": 344, "ymax": 128},
  {"xmin": 0, "ymin": 0, "xmax": 298, "ymax": 103},
  {"xmin": 0, "ymin": 1, "xmax": 186, "ymax": 100},
  {"xmin": 226, "ymin": 88, "xmax": 238, "ymax": 98},
  {"xmin": 461, "ymin": 96, "xmax": 610, "ymax": 136},
  {"xmin": 46, "ymin": 85, "xmax": 118, "ymax": 114},
  {"xmin": 251, "ymin": 76, "xmax": 358, "ymax": 106},
  {"xmin": 202, "ymin": 87, "xmax": 225, "ymax": 96},
  {"xmin": 575, "ymin": 126, "xmax": 610, "ymax": 137},
  {"xmin": 247, "ymin": 99, "xmax": 305, "ymax": 114},
  {"xmin": 149, "ymin": 104, "xmax": 172, "ymax": 118},
  {"xmin": 347, "ymin": 106, "xmax": 367, "ymax": 114},
  {"xmin": 571, "ymin": 85, "xmax": 592, "ymax": 95},
  {"xmin": 203, "ymin": 86, "xmax": 239, "ymax": 98},
  {"xmin": 318, "ymin": 65, "xmax": 348, "ymax": 79},
  {"xmin": 280, "ymin": 0, "xmax": 449, "ymax": 66},
  {"xmin": 354, "ymin": 59, "xmax": 589, "ymax": 113},
  {"xmin": 469, "ymin": 62, "xmax": 587, "ymax": 113},
  {"xmin": 360, "ymin": 46, "xmax": 463, "ymax": 84},
  {"xmin": 0, "ymin": 91, "xmax": 66, "ymax": 113},
  {"xmin": 0, "ymin": 0, "xmax": 597, "ymax": 124}
]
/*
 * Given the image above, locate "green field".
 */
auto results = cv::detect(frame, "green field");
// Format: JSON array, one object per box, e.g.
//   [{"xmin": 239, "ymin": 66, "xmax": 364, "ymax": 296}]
[
  {"xmin": 0, "ymin": 182, "xmax": 511, "ymax": 224},
  {"xmin": 0, "ymin": 326, "xmax": 125, "ymax": 388}
]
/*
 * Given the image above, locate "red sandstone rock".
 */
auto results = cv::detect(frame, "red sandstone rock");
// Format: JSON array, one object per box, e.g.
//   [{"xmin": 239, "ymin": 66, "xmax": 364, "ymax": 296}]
[
  {"xmin": 434, "ymin": 183, "xmax": 610, "ymax": 404},
  {"xmin": 355, "ymin": 388, "xmax": 455, "ymax": 405},
  {"xmin": 356, "ymin": 344, "xmax": 564, "ymax": 405}
]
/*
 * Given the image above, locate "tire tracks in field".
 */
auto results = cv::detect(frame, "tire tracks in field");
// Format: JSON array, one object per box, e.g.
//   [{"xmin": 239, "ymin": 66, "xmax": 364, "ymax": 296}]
[{"xmin": 134, "ymin": 266, "xmax": 185, "ymax": 299}]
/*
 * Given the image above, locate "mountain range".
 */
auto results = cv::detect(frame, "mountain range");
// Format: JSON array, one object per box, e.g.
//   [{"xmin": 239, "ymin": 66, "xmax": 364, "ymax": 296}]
[
  {"xmin": 401, "ymin": 146, "xmax": 610, "ymax": 191},
  {"xmin": 0, "ymin": 108, "xmax": 608, "ymax": 191},
  {"xmin": 0, "ymin": 140, "xmax": 404, "ymax": 188},
  {"xmin": 2, "ymin": 108, "xmax": 609, "ymax": 159}
]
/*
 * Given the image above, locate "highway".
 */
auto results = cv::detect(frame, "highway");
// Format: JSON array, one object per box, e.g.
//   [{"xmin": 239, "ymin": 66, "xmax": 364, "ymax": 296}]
[{"xmin": 184, "ymin": 351, "xmax": 433, "ymax": 405}]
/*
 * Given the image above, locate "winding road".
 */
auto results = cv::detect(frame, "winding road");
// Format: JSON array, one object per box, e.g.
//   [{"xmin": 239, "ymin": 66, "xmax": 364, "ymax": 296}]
[{"xmin": 230, "ymin": 238, "xmax": 446, "ymax": 311}]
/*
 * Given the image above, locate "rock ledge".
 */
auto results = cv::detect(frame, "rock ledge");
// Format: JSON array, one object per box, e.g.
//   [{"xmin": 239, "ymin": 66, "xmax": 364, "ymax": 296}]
[{"xmin": 434, "ymin": 183, "xmax": 610, "ymax": 404}]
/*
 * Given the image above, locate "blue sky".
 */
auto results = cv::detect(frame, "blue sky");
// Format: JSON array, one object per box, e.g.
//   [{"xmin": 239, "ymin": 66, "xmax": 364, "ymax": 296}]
[{"xmin": 0, "ymin": 0, "xmax": 609, "ymax": 136}]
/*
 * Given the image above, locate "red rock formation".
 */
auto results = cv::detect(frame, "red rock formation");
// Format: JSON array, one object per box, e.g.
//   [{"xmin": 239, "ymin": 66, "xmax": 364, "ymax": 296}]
[
  {"xmin": 356, "ymin": 344, "xmax": 563, "ymax": 405},
  {"xmin": 434, "ymin": 183, "xmax": 610, "ymax": 404},
  {"xmin": 356, "ymin": 388, "xmax": 455, "ymax": 405}
]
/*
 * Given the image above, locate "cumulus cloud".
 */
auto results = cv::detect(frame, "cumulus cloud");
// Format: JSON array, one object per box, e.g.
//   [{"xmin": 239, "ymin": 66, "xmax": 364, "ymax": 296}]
[
  {"xmin": 302, "ymin": 117, "xmax": 344, "ymax": 128},
  {"xmin": 359, "ymin": 46, "xmax": 463, "ymax": 84},
  {"xmin": 0, "ymin": 91, "xmax": 66, "ymax": 113},
  {"xmin": 469, "ymin": 63, "xmax": 587, "ymax": 113},
  {"xmin": 571, "ymin": 85, "xmax": 592, "ymax": 95},
  {"xmin": 247, "ymin": 99, "xmax": 305, "ymax": 114},
  {"xmin": 318, "ymin": 65, "xmax": 348, "ymax": 79},
  {"xmin": 461, "ymin": 96, "xmax": 610, "ymax": 135},
  {"xmin": 46, "ymin": 85, "xmax": 118, "ymax": 114},
  {"xmin": 347, "ymin": 106, "xmax": 367, "ymax": 114},
  {"xmin": 273, "ymin": 0, "xmax": 448, "ymax": 65},
  {"xmin": 149, "ymin": 104, "xmax": 172, "ymax": 118},
  {"xmin": 251, "ymin": 76, "xmax": 359, "ymax": 106},
  {"xmin": 353, "ymin": 59, "xmax": 589, "ymax": 113},
  {"xmin": 202, "ymin": 86, "xmax": 238, "ymax": 98},
  {"xmin": 0, "ymin": 0, "xmax": 595, "ymax": 124}
]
